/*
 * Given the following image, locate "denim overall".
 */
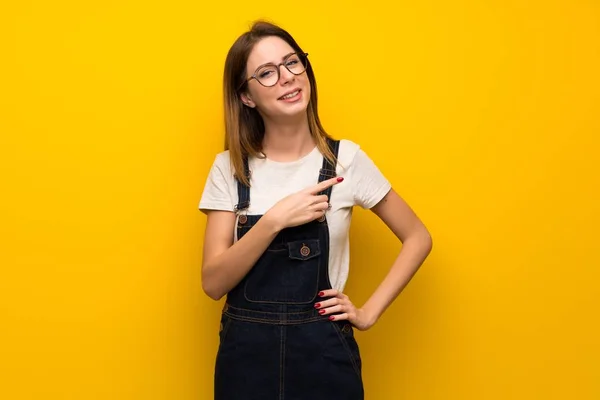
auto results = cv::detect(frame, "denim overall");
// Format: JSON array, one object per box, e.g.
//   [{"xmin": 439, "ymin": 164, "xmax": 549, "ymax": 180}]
[{"xmin": 214, "ymin": 139, "xmax": 364, "ymax": 400}]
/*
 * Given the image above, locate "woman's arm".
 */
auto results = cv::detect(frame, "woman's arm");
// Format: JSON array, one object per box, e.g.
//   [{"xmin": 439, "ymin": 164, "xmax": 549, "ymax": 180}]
[
  {"xmin": 201, "ymin": 210, "xmax": 279, "ymax": 300},
  {"xmin": 315, "ymin": 187, "xmax": 432, "ymax": 329},
  {"xmin": 360, "ymin": 188, "xmax": 433, "ymax": 326}
]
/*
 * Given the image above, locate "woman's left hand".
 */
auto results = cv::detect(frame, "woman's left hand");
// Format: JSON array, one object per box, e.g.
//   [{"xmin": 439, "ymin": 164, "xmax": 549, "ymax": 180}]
[{"xmin": 315, "ymin": 289, "xmax": 376, "ymax": 331}]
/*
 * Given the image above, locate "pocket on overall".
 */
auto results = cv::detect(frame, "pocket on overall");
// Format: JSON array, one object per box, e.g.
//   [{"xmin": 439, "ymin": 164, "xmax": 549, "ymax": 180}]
[
  {"xmin": 244, "ymin": 239, "xmax": 321, "ymax": 304},
  {"xmin": 332, "ymin": 322, "xmax": 363, "ymax": 378},
  {"xmin": 217, "ymin": 312, "xmax": 233, "ymax": 346}
]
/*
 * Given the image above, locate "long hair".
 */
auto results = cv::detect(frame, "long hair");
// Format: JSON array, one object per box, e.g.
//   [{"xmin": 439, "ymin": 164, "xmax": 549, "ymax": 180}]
[{"xmin": 222, "ymin": 20, "xmax": 336, "ymax": 187}]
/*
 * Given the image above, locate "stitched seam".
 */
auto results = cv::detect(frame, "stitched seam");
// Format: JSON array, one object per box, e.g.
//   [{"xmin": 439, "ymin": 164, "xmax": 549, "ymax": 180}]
[
  {"xmin": 332, "ymin": 322, "xmax": 361, "ymax": 378},
  {"xmin": 224, "ymin": 313, "xmax": 323, "ymax": 325},
  {"xmin": 279, "ymin": 325, "xmax": 285, "ymax": 400},
  {"xmin": 220, "ymin": 317, "xmax": 233, "ymax": 341},
  {"xmin": 226, "ymin": 304, "xmax": 311, "ymax": 314},
  {"xmin": 215, "ymin": 316, "xmax": 233, "ymax": 361},
  {"xmin": 226, "ymin": 304, "xmax": 318, "ymax": 315}
]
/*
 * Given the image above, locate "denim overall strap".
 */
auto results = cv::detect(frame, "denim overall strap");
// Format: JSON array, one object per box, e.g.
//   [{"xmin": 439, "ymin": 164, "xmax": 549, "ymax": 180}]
[
  {"xmin": 317, "ymin": 138, "xmax": 340, "ymax": 198},
  {"xmin": 234, "ymin": 155, "xmax": 251, "ymax": 212}
]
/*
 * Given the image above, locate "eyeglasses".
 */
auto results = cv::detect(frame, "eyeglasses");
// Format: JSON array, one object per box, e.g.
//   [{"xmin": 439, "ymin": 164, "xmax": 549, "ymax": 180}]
[{"xmin": 242, "ymin": 52, "xmax": 309, "ymax": 88}]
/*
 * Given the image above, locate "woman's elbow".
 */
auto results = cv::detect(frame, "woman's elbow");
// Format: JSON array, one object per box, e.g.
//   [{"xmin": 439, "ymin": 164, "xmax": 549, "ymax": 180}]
[
  {"xmin": 202, "ymin": 281, "xmax": 225, "ymax": 301},
  {"xmin": 419, "ymin": 226, "xmax": 433, "ymax": 255},
  {"xmin": 201, "ymin": 270, "xmax": 226, "ymax": 301},
  {"xmin": 404, "ymin": 224, "xmax": 432, "ymax": 255}
]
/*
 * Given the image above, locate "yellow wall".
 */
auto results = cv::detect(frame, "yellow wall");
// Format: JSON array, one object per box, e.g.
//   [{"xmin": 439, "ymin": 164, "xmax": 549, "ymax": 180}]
[{"xmin": 2, "ymin": 1, "xmax": 599, "ymax": 399}]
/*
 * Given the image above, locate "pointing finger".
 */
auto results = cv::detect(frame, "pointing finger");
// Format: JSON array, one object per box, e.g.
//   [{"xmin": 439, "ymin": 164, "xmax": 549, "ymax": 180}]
[{"xmin": 307, "ymin": 176, "xmax": 344, "ymax": 195}]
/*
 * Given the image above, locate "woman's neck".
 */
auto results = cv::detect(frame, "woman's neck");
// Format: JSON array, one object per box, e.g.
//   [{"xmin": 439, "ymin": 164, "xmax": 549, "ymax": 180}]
[{"xmin": 261, "ymin": 116, "xmax": 315, "ymax": 162}]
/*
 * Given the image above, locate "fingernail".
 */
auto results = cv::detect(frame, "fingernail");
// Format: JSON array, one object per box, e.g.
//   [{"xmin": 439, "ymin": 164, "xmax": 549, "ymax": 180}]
[
  {"xmin": 318, "ymin": 291, "xmax": 324, "ymax": 297},
  {"xmin": 336, "ymin": 177, "xmax": 344, "ymax": 182},
  {"xmin": 318, "ymin": 309, "xmax": 326, "ymax": 314},
  {"xmin": 329, "ymin": 316, "xmax": 335, "ymax": 321},
  {"xmin": 314, "ymin": 303, "xmax": 321, "ymax": 308}
]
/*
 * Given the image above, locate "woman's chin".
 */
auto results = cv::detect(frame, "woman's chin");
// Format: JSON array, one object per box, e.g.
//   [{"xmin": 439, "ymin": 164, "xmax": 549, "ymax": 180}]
[{"xmin": 274, "ymin": 100, "xmax": 309, "ymax": 119}]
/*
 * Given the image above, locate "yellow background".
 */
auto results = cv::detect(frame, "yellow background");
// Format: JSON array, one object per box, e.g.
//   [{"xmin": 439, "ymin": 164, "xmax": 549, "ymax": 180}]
[{"xmin": 2, "ymin": 0, "xmax": 599, "ymax": 399}]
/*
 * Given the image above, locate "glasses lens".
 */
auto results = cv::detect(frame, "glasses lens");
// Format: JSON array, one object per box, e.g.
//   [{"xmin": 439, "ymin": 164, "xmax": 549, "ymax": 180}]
[
  {"xmin": 256, "ymin": 65, "xmax": 279, "ymax": 87},
  {"xmin": 254, "ymin": 54, "xmax": 308, "ymax": 87},
  {"xmin": 285, "ymin": 53, "xmax": 307, "ymax": 75}
]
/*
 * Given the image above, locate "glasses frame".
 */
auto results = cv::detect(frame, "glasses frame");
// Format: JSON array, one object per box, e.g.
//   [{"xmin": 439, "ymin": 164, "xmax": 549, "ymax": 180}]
[{"xmin": 240, "ymin": 52, "xmax": 309, "ymax": 89}]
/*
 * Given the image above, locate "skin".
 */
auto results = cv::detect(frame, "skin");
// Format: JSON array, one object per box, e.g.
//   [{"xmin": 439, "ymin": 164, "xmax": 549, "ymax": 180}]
[{"xmin": 202, "ymin": 36, "xmax": 433, "ymax": 331}]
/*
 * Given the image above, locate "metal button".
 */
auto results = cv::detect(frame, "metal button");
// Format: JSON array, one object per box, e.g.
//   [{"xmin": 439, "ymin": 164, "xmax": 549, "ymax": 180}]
[
  {"xmin": 300, "ymin": 244, "xmax": 310, "ymax": 257},
  {"xmin": 238, "ymin": 215, "xmax": 247, "ymax": 224}
]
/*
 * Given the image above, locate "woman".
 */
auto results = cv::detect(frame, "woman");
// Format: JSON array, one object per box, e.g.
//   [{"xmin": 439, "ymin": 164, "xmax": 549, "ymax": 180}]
[{"xmin": 199, "ymin": 20, "xmax": 432, "ymax": 400}]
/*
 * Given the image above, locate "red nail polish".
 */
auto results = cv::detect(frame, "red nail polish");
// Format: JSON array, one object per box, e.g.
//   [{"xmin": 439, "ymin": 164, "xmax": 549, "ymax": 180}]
[
  {"xmin": 336, "ymin": 177, "xmax": 344, "ymax": 182},
  {"xmin": 319, "ymin": 309, "xmax": 325, "ymax": 314},
  {"xmin": 314, "ymin": 303, "xmax": 320, "ymax": 308},
  {"xmin": 318, "ymin": 291, "xmax": 324, "ymax": 297},
  {"xmin": 329, "ymin": 316, "xmax": 335, "ymax": 321}
]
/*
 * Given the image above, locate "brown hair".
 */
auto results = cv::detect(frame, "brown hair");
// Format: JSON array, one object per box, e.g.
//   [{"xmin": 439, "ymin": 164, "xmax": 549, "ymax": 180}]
[{"xmin": 222, "ymin": 20, "xmax": 336, "ymax": 186}]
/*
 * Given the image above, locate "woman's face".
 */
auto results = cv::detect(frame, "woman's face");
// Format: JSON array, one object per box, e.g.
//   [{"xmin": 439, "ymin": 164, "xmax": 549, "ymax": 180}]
[{"xmin": 242, "ymin": 36, "xmax": 311, "ymax": 120}]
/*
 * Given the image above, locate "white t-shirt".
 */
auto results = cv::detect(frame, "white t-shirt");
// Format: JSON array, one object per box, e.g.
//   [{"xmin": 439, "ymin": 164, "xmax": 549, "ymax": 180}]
[{"xmin": 198, "ymin": 139, "xmax": 391, "ymax": 291}]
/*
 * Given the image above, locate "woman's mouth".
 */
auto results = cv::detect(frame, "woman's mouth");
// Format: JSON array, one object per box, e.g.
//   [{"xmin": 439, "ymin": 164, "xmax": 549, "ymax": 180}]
[{"xmin": 278, "ymin": 89, "xmax": 302, "ymax": 102}]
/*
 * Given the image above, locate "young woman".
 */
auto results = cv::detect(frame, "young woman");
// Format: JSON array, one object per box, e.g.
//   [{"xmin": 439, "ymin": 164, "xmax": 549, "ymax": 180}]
[{"xmin": 199, "ymin": 20, "xmax": 432, "ymax": 400}]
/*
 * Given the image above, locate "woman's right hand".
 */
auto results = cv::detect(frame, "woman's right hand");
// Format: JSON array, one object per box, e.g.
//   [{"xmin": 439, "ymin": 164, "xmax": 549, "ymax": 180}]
[{"xmin": 264, "ymin": 176, "xmax": 344, "ymax": 231}]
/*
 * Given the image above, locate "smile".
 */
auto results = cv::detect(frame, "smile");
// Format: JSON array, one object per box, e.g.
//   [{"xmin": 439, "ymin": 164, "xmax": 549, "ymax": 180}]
[{"xmin": 278, "ymin": 89, "xmax": 301, "ymax": 101}]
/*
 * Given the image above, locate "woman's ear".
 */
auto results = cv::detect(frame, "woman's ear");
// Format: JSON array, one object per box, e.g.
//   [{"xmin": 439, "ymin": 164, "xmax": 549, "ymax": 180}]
[{"xmin": 240, "ymin": 92, "xmax": 255, "ymax": 108}]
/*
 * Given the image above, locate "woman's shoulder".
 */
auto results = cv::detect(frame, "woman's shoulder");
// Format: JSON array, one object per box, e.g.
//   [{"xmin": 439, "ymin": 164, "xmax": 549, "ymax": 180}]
[
  {"xmin": 209, "ymin": 149, "xmax": 232, "ymax": 170},
  {"xmin": 336, "ymin": 138, "xmax": 363, "ymax": 165},
  {"xmin": 334, "ymin": 137, "xmax": 391, "ymax": 208},
  {"xmin": 212, "ymin": 149, "xmax": 231, "ymax": 163},
  {"xmin": 205, "ymin": 149, "xmax": 236, "ymax": 182}
]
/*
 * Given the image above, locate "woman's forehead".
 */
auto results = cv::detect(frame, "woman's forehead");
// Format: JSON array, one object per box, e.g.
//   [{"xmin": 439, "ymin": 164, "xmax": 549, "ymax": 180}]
[{"xmin": 247, "ymin": 37, "xmax": 295, "ymax": 69}]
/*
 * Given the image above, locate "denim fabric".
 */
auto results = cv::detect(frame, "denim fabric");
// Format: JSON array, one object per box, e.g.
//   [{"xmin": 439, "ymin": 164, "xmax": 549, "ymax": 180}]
[{"xmin": 214, "ymin": 139, "xmax": 364, "ymax": 400}]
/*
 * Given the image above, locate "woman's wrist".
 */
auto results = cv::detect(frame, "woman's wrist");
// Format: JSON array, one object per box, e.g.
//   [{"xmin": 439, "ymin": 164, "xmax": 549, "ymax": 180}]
[{"xmin": 259, "ymin": 211, "xmax": 284, "ymax": 235}]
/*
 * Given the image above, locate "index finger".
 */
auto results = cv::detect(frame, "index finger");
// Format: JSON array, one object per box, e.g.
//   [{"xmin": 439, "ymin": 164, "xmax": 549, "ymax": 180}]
[{"xmin": 306, "ymin": 176, "xmax": 344, "ymax": 195}]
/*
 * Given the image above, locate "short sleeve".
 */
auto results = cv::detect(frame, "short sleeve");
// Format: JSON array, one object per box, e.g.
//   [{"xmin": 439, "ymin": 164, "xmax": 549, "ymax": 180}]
[
  {"xmin": 351, "ymin": 149, "xmax": 392, "ymax": 209},
  {"xmin": 198, "ymin": 153, "xmax": 235, "ymax": 214}
]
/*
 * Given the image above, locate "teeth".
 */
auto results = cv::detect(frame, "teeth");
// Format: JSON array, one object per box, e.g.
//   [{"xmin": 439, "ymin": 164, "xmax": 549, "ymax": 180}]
[{"xmin": 281, "ymin": 90, "xmax": 299, "ymax": 99}]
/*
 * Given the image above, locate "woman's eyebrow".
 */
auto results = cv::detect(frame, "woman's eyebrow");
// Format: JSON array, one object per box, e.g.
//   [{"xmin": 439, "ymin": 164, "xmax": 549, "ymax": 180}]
[{"xmin": 254, "ymin": 52, "xmax": 296, "ymax": 70}]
